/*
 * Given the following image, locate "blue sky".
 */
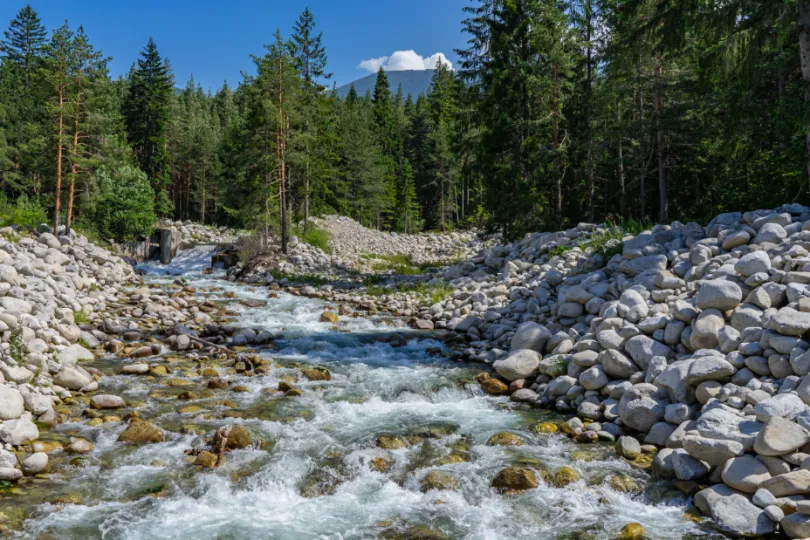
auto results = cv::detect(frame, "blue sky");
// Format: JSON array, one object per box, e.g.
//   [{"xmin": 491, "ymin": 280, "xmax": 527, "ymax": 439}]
[{"xmin": 0, "ymin": 0, "xmax": 469, "ymax": 91}]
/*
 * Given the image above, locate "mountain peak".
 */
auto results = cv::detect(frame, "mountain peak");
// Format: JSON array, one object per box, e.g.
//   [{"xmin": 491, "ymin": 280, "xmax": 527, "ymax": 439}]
[{"xmin": 336, "ymin": 70, "xmax": 434, "ymax": 99}]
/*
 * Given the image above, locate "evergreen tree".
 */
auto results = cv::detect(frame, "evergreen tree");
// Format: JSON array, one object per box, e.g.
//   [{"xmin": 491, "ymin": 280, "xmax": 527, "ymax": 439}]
[
  {"xmin": 123, "ymin": 37, "xmax": 174, "ymax": 215},
  {"xmin": 1, "ymin": 5, "xmax": 47, "ymax": 87}
]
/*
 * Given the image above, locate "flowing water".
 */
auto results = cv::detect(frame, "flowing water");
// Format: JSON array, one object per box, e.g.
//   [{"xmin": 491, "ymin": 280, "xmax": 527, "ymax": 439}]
[{"xmin": 6, "ymin": 247, "xmax": 727, "ymax": 539}]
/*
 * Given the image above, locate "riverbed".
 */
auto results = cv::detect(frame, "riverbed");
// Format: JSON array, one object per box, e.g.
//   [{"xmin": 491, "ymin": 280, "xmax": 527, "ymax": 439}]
[{"xmin": 6, "ymin": 248, "xmax": 724, "ymax": 539}]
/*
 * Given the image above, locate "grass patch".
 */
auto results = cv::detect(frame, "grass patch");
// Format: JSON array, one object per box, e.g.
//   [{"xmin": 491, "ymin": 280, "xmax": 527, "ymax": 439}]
[
  {"xmin": 362, "ymin": 253, "xmax": 445, "ymax": 276},
  {"xmin": 549, "ymin": 245, "xmax": 572, "ymax": 257},
  {"xmin": 9, "ymin": 328, "xmax": 24, "ymax": 364},
  {"xmin": 73, "ymin": 310, "xmax": 89, "ymax": 325},
  {"xmin": 295, "ymin": 224, "xmax": 331, "ymax": 253},
  {"xmin": 578, "ymin": 228, "xmax": 625, "ymax": 260}
]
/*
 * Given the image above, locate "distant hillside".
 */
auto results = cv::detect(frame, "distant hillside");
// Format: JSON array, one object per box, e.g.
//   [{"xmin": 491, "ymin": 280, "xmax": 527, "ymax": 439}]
[{"xmin": 337, "ymin": 70, "xmax": 435, "ymax": 99}]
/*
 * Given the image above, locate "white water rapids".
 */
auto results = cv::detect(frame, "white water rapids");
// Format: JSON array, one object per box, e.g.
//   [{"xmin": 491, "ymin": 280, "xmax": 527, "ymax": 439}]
[{"xmin": 11, "ymin": 247, "xmax": 727, "ymax": 539}]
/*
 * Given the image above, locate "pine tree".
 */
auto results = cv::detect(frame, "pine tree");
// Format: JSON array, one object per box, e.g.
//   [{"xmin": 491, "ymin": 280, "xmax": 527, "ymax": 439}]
[
  {"xmin": 123, "ymin": 37, "xmax": 174, "ymax": 215},
  {"xmin": 1, "ymin": 5, "xmax": 47, "ymax": 87},
  {"xmin": 44, "ymin": 21, "xmax": 74, "ymax": 233},
  {"xmin": 399, "ymin": 159, "xmax": 421, "ymax": 233}
]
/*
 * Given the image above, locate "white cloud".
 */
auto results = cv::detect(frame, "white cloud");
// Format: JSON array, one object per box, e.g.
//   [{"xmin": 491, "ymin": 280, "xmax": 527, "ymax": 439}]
[{"xmin": 358, "ymin": 50, "xmax": 452, "ymax": 73}]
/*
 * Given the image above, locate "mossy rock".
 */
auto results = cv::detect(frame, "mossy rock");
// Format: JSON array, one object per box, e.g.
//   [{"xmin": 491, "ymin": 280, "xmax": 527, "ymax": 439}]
[
  {"xmin": 319, "ymin": 311, "xmax": 339, "ymax": 324},
  {"xmin": 166, "ymin": 378, "xmax": 192, "ymax": 387},
  {"xmin": 486, "ymin": 432, "xmax": 524, "ymax": 447},
  {"xmin": 551, "ymin": 466, "xmax": 581, "ymax": 488},
  {"xmin": 436, "ymin": 452, "xmax": 468, "ymax": 465},
  {"xmin": 376, "ymin": 435, "xmax": 409, "ymax": 450},
  {"xmin": 118, "ymin": 419, "xmax": 164, "ymax": 444},
  {"xmin": 231, "ymin": 385, "xmax": 250, "ymax": 393},
  {"xmin": 87, "ymin": 418, "xmax": 102, "ymax": 427},
  {"xmin": 370, "ymin": 456, "xmax": 394, "ymax": 473},
  {"xmin": 208, "ymin": 379, "xmax": 228, "ymax": 389},
  {"xmin": 302, "ymin": 367, "xmax": 331, "ymax": 381},
  {"xmin": 480, "ymin": 378, "xmax": 508, "ymax": 396},
  {"xmin": 381, "ymin": 525, "xmax": 448, "ymax": 540},
  {"xmin": 193, "ymin": 451, "xmax": 218, "ymax": 468},
  {"xmin": 50, "ymin": 493, "xmax": 83, "ymax": 505},
  {"xmin": 285, "ymin": 388, "xmax": 304, "ymax": 397},
  {"xmin": 630, "ymin": 454, "xmax": 654, "ymax": 470},
  {"xmin": 102, "ymin": 415, "xmax": 121, "ymax": 423},
  {"xmin": 420, "ymin": 471, "xmax": 459, "ymax": 492},
  {"xmin": 150, "ymin": 366, "xmax": 169, "ymax": 376},
  {"xmin": 607, "ymin": 474, "xmax": 641, "ymax": 494},
  {"xmin": 491, "ymin": 467, "xmax": 538, "ymax": 492},
  {"xmin": 278, "ymin": 381, "xmax": 295, "ymax": 392},
  {"xmin": 532, "ymin": 422, "xmax": 558, "ymax": 434},
  {"xmin": 201, "ymin": 368, "xmax": 218, "ymax": 377},
  {"xmin": 178, "ymin": 405, "xmax": 203, "ymax": 415},
  {"xmin": 213, "ymin": 424, "xmax": 252, "ymax": 450},
  {"xmin": 617, "ymin": 522, "xmax": 645, "ymax": 540},
  {"xmin": 177, "ymin": 391, "xmax": 198, "ymax": 400}
]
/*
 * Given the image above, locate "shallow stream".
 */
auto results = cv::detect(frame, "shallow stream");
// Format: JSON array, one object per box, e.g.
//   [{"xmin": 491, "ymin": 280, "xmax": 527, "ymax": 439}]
[{"xmin": 7, "ymin": 247, "xmax": 725, "ymax": 539}]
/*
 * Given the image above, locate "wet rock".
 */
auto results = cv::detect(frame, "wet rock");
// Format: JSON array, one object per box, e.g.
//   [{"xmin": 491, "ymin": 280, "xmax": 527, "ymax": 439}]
[
  {"xmin": 551, "ymin": 466, "xmax": 582, "ymax": 487},
  {"xmin": 480, "ymin": 378, "xmax": 509, "ymax": 395},
  {"xmin": 617, "ymin": 523, "xmax": 645, "ymax": 540},
  {"xmin": 90, "ymin": 394, "xmax": 126, "ymax": 409},
  {"xmin": 491, "ymin": 467, "xmax": 538, "ymax": 492},
  {"xmin": 118, "ymin": 419, "xmax": 164, "ymax": 444},
  {"xmin": 22, "ymin": 452, "xmax": 48, "ymax": 475},
  {"xmin": 319, "ymin": 311, "xmax": 338, "ymax": 324},
  {"xmin": 420, "ymin": 471, "xmax": 459, "ymax": 492},
  {"xmin": 486, "ymin": 432, "xmax": 524, "ymax": 446},
  {"xmin": 193, "ymin": 451, "xmax": 218, "ymax": 468},
  {"xmin": 66, "ymin": 438, "xmax": 93, "ymax": 453},
  {"xmin": 302, "ymin": 367, "xmax": 331, "ymax": 381},
  {"xmin": 377, "ymin": 435, "xmax": 408, "ymax": 450},
  {"xmin": 0, "ymin": 467, "xmax": 22, "ymax": 481},
  {"xmin": 616, "ymin": 436, "xmax": 641, "ymax": 459},
  {"xmin": 213, "ymin": 424, "xmax": 251, "ymax": 450}
]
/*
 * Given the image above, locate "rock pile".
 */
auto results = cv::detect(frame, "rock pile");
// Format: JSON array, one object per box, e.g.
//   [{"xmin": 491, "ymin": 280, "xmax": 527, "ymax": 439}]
[
  {"xmin": 0, "ymin": 227, "xmax": 134, "ymax": 480},
  {"xmin": 418, "ymin": 204, "xmax": 810, "ymax": 537},
  {"xmin": 170, "ymin": 220, "xmax": 243, "ymax": 245},
  {"xmin": 309, "ymin": 215, "xmax": 480, "ymax": 266}
]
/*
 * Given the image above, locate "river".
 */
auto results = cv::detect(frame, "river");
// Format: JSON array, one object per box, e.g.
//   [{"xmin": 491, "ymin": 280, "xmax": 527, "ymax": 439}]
[{"xmin": 8, "ymin": 247, "xmax": 724, "ymax": 539}]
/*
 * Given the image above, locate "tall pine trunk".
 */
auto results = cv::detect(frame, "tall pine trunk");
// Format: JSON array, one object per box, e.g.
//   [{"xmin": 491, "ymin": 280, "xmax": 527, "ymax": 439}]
[
  {"xmin": 655, "ymin": 54, "xmax": 668, "ymax": 223},
  {"xmin": 637, "ymin": 58, "xmax": 646, "ymax": 220},
  {"xmin": 799, "ymin": 0, "xmax": 810, "ymax": 194},
  {"xmin": 552, "ymin": 62, "xmax": 561, "ymax": 229},
  {"xmin": 53, "ymin": 87, "xmax": 64, "ymax": 235},
  {"xmin": 585, "ymin": 1, "xmax": 595, "ymax": 222},
  {"xmin": 617, "ymin": 100, "xmax": 626, "ymax": 216},
  {"xmin": 66, "ymin": 88, "xmax": 81, "ymax": 235}
]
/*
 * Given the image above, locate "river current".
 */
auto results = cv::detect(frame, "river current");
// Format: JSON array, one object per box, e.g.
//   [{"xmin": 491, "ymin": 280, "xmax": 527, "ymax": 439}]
[{"xmin": 9, "ymin": 246, "xmax": 723, "ymax": 539}]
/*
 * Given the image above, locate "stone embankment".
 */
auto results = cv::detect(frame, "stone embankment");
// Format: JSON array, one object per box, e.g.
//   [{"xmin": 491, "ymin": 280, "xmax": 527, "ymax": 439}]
[{"xmin": 424, "ymin": 204, "xmax": 810, "ymax": 538}]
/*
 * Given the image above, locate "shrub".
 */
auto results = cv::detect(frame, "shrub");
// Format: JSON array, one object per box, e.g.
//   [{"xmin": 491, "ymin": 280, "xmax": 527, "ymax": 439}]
[
  {"xmin": 294, "ymin": 224, "xmax": 331, "ymax": 253},
  {"xmin": 89, "ymin": 165, "xmax": 156, "ymax": 242},
  {"xmin": 0, "ymin": 194, "xmax": 48, "ymax": 230}
]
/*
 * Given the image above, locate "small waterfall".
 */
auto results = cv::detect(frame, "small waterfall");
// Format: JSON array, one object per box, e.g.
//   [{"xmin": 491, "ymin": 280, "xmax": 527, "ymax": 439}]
[{"xmin": 136, "ymin": 244, "xmax": 223, "ymax": 276}]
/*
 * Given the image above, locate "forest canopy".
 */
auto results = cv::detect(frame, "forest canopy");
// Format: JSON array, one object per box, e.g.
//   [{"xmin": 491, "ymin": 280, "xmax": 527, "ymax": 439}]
[{"xmin": 1, "ymin": 1, "xmax": 809, "ymax": 244}]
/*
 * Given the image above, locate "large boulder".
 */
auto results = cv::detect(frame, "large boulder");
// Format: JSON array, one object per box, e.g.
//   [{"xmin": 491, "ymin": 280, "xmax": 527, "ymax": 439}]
[
  {"xmin": 695, "ymin": 280, "xmax": 743, "ymax": 311},
  {"xmin": 493, "ymin": 349, "xmax": 541, "ymax": 381},
  {"xmin": 57, "ymin": 344, "xmax": 95, "ymax": 364},
  {"xmin": 760, "ymin": 469, "xmax": 810, "ymax": 497},
  {"xmin": 53, "ymin": 365, "xmax": 93, "ymax": 390},
  {"xmin": 600, "ymin": 349, "xmax": 637, "ymax": 379},
  {"xmin": 652, "ymin": 448, "xmax": 709, "ymax": 480},
  {"xmin": 694, "ymin": 484, "xmax": 774, "ymax": 536},
  {"xmin": 696, "ymin": 405, "xmax": 762, "ymax": 451},
  {"xmin": 766, "ymin": 307, "xmax": 810, "ymax": 337},
  {"xmin": 682, "ymin": 434, "xmax": 744, "ymax": 466},
  {"xmin": 624, "ymin": 335, "xmax": 671, "ymax": 369},
  {"xmin": 0, "ymin": 386, "xmax": 24, "ymax": 420},
  {"xmin": 754, "ymin": 394, "xmax": 806, "ymax": 423},
  {"xmin": 753, "ymin": 417, "xmax": 810, "ymax": 456},
  {"xmin": 618, "ymin": 383, "xmax": 668, "ymax": 432},
  {"xmin": 735, "ymin": 251, "xmax": 771, "ymax": 278},
  {"xmin": 510, "ymin": 322, "xmax": 551, "ymax": 353},
  {"xmin": 721, "ymin": 455, "xmax": 772, "ymax": 493}
]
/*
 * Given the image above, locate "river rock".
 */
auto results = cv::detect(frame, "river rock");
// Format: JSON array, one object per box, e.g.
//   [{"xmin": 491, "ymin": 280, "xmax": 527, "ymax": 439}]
[
  {"xmin": 695, "ymin": 280, "xmax": 743, "ymax": 311},
  {"xmin": 53, "ymin": 365, "xmax": 93, "ymax": 390},
  {"xmin": 682, "ymin": 434, "xmax": 744, "ymax": 466},
  {"xmin": 753, "ymin": 417, "xmax": 810, "ymax": 456},
  {"xmin": 616, "ymin": 436, "xmax": 641, "ymax": 459},
  {"xmin": 491, "ymin": 467, "xmax": 538, "ymax": 491},
  {"xmin": 781, "ymin": 514, "xmax": 810, "ymax": 539},
  {"xmin": 118, "ymin": 419, "xmax": 163, "ymax": 444},
  {"xmin": 735, "ymin": 251, "xmax": 771, "ymax": 277},
  {"xmin": 721, "ymin": 455, "xmax": 772, "ymax": 493},
  {"xmin": 0, "ymin": 414, "xmax": 39, "ymax": 445},
  {"xmin": 57, "ymin": 343, "xmax": 94, "ymax": 364},
  {"xmin": 760, "ymin": 469, "xmax": 810, "ymax": 497},
  {"xmin": 652, "ymin": 448, "xmax": 709, "ymax": 480},
  {"xmin": 696, "ymin": 405, "xmax": 762, "ymax": 451},
  {"xmin": 766, "ymin": 307, "xmax": 810, "ymax": 337},
  {"xmin": 0, "ymin": 467, "xmax": 22, "ymax": 481},
  {"xmin": 694, "ymin": 484, "xmax": 775, "ymax": 536},
  {"xmin": 90, "ymin": 394, "xmax": 126, "ymax": 409},
  {"xmin": 754, "ymin": 394, "xmax": 806, "ymax": 423},
  {"xmin": 510, "ymin": 322, "xmax": 550, "ymax": 353},
  {"xmin": 618, "ymin": 383, "xmax": 668, "ymax": 432},
  {"xmin": 0, "ymin": 386, "xmax": 24, "ymax": 420},
  {"xmin": 493, "ymin": 349, "xmax": 540, "ymax": 381},
  {"xmin": 22, "ymin": 452, "xmax": 48, "ymax": 475}
]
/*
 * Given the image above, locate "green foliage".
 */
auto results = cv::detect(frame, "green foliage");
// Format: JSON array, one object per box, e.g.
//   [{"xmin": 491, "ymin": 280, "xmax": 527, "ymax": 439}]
[
  {"xmin": 0, "ymin": 193, "xmax": 47, "ymax": 229},
  {"xmin": 9, "ymin": 328, "xmax": 23, "ymax": 364},
  {"xmin": 294, "ymin": 223, "xmax": 330, "ymax": 252},
  {"xmin": 549, "ymin": 245, "xmax": 572, "ymax": 258},
  {"xmin": 73, "ymin": 310, "xmax": 88, "ymax": 324},
  {"xmin": 88, "ymin": 165, "xmax": 156, "ymax": 241},
  {"xmin": 578, "ymin": 229, "xmax": 625, "ymax": 260}
]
